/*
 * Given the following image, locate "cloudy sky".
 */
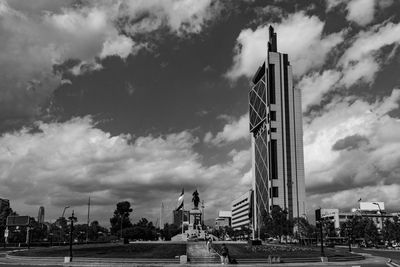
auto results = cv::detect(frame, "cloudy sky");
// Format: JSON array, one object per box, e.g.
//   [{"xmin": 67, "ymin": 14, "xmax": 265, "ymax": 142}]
[{"xmin": 1, "ymin": 0, "xmax": 400, "ymax": 226}]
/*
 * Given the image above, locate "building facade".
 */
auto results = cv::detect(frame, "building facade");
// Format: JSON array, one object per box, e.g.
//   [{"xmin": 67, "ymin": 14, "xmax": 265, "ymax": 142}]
[
  {"xmin": 215, "ymin": 211, "xmax": 232, "ymax": 229},
  {"xmin": 0, "ymin": 198, "xmax": 9, "ymax": 212},
  {"xmin": 37, "ymin": 206, "xmax": 45, "ymax": 224},
  {"xmin": 249, "ymin": 26, "xmax": 306, "ymax": 235},
  {"xmin": 231, "ymin": 190, "xmax": 252, "ymax": 230},
  {"xmin": 173, "ymin": 210, "xmax": 189, "ymax": 227},
  {"xmin": 321, "ymin": 202, "xmax": 392, "ymax": 234}
]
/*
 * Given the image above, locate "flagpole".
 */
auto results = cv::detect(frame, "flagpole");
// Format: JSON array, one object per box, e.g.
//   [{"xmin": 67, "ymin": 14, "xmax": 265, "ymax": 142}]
[
  {"xmin": 86, "ymin": 196, "xmax": 90, "ymax": 244},
  {"xmin": 160, "ymin": 202, "xmax": 164, "ymax": 230},
  {"xmin": 182, "ymin": 199, "xmax": 184, "ymax": 235}
]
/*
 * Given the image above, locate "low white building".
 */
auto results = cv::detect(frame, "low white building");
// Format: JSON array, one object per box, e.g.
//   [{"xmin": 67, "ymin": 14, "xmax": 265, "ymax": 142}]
[
  {"xmin": 231, "ymin": 190, "xmax": 252, "ymax": 230},
  {"xmin": 321, "ymin": 202, "xmax": 396, "ymax": 233},
  {"xmin": 215, "ymin": 210, "xmax": 231, "ymax": 228}
]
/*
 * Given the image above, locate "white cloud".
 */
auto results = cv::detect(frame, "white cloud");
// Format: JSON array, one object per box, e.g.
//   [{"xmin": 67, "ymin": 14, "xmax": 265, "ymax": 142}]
[
  {"xmin": 326, "ymin": 0, "xmax": 394, "ymax": 26},
  {"xmin": 346, "ymin": 0, "xmax": 375, "ymax": 26},
  {"xmin": 121, "ymin": 0, "xmax": 220, "ymax": 36},
  {"xmin": 309, "ymin": 184, "xmax": 400, "ymax": 211},
  {"xmin": 305, "ymin": 89, "xmax": 400, "ymax": 210},
  {"xmin": 298, "ymin": 70, "xmax": 342, "ymax": 111},
  {"xmin": 0, "ymin": 0, "xmax": 220, "ymax": 119},
  {"xmin": 0, "ymin": 116, "xmax": 251, "ymax": 224},
  {"xmin": 340, "ymin": 56, "xmax": 379, "ymax": 87},
  {"xmin": 204, "ymin": 113, "xmax": 249, "ymax": 146},
  {"xmin": 226, "ymin": 12, "xmax": 344, "ymax": 80},
  {"xmin": 100, "ymin": 35, "xmax": 135, "ymax": 59},
  {"xmin": 337, "ymin": 21, "xmax": 400, "ymax": 88}
]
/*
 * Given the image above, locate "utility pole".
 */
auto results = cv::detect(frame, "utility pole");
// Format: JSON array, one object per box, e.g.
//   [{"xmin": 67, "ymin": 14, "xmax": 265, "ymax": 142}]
[
  {"xmin": 315, "ymin": 208, "xmax": 324, "ymax": 257},
  {"xmin": 86, "ymin": 196, "xmax": 90, "ymax": 244},
  {"xmin": 160, "ymin": 202, "xmax": 164, "ymax": 230}
]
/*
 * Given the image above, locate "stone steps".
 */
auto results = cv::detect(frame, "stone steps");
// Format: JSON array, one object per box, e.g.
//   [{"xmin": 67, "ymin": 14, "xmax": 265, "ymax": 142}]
[{"xmin": 189, "ymin": 255, "xmax": 221, "ymax": 264}]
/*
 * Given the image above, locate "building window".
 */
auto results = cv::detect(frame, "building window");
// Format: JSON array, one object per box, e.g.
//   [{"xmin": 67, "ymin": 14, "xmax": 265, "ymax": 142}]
[
  {"xmin": 270, "ymin": 111, "xmax": 276, "ymax": 121},
  {"xmin": 271, "ymin": 128, "xmax": 276, "ymax": 132},
  {"xmin": 268, "ymin": 64, "xmax": 275, "ymax": 104},
  {"xmin": 272, "ymin": 187, "xmax": 279, "ymax": 197},
  {"xmin": 270, "ymin": 140, "xmax": 278, "ymax": 179}
]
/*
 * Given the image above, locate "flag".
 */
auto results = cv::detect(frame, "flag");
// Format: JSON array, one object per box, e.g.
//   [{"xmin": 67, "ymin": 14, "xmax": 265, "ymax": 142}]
[
  {"xmin": 176, "ymin": 188, "xmax": 184, "ymax": 211},
  {"xmin": 176, "ymin": 201, "xmax": 183, "ymax": 211},
  {"xmin": 178, "ymin": 188, "xmax": 184, "ymax": 202}
]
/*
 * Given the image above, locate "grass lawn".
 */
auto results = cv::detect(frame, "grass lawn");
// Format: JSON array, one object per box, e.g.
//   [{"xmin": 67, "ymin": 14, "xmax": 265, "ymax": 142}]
[
  {"xmin": 13, "ymin": 243, "xmax": 186, "ymax": 258},
  {"xmin": 212, "ymin": 243, "xmax": 353, "ymax": 259}
]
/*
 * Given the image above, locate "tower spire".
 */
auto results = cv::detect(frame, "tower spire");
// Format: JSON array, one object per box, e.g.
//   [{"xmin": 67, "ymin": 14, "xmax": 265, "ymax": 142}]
[{"xmin": 268, "ymin": 25, "xmax": 277, "ymax": 52}]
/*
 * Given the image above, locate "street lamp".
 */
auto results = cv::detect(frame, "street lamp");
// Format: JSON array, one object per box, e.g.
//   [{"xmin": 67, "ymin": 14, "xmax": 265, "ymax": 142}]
[
  {"xmin": 68, "ymin": 210, "xmax": 77, "ymax": 262},
  {"xmin": 372, "ymin": 202, "xmax": 384, "ymax": 241}
]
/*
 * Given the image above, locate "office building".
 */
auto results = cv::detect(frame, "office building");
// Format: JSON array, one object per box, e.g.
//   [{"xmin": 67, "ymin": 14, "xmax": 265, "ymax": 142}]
[
  {"xmin": 231, "ymin": 190, "xmax": 252, "ymax": 230},
  {"xmin": 38, "ymin": 206, "xmax": 45, "ymax": 224},
  {"xmin": 215, "ymin": 211, "xmax": 232, "ymax": 229},
  {"xmin": 0, "ymin": 198, "xmax": 9, "ymax": 211},
  {"xmin": 249, "ymin": 26, "xmax": 306, "ymax": 235}
]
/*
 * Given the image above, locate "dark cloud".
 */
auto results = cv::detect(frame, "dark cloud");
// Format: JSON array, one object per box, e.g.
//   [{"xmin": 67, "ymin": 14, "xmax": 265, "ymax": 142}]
[{"xmin": 332, "ymin": 134, "xmax": 369, "ymax": 151}]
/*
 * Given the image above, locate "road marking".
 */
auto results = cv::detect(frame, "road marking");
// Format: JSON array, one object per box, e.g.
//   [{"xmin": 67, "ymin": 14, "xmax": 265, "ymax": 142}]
[{"xmin": 387, "ymin": 258, "xmax": 400, "ymax": 267}]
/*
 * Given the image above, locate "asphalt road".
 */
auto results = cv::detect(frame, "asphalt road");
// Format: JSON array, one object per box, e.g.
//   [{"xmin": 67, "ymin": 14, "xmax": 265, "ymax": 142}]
[
  {"xmin": 353, "ymin": 247, "xmax": 400, "ymax": 264},
  {"xmin": 0, "ymin": 246, "xmax": 396, "ymax": 266}
]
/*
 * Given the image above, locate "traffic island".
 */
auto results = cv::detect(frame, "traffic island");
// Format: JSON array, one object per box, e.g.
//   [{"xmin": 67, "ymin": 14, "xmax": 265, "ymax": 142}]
[{"xmin": 212, "ymin": 243, "xmax": 364, "ymax": 264}]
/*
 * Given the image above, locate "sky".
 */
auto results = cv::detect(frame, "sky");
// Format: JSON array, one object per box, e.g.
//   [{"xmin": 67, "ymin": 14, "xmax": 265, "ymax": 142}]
[{"xmin": 0, "ymin": 0, "xmax": 400, "ymax": 226}]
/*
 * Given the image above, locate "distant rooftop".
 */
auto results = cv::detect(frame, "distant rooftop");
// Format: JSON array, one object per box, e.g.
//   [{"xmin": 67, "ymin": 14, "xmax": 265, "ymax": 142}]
[{"xmin": 218, "ymin": 210, "xmax": 232, "ymax": 218}]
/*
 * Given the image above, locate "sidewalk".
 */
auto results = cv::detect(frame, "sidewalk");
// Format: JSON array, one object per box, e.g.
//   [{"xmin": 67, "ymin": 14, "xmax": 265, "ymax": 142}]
[
  {"xmin": 0, "ymin": 256, "xmax": 387, "ymax": 267},
  {"xmin": 0, "ymin": 250, "xmax": 389, "ymax": 266}
]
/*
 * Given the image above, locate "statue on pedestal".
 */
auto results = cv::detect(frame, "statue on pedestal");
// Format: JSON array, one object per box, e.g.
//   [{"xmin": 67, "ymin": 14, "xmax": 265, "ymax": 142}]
[{"xmin": 192, "ymin": 190, "xmax": 200, "ymax": 209}]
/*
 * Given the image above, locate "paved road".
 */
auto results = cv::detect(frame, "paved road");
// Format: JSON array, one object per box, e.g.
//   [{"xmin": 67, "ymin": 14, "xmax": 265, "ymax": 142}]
[
  {"xmin": 353, "ymin": 248, "xmax": 400, "ymax": 266},
  {"xmin": 0, "ymin": 245, "xmax": 394, "ymax": 266}
]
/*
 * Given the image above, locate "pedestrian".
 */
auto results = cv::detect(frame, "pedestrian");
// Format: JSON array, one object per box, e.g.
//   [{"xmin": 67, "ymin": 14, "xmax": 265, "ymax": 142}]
[
  {"xmin": 207, "ymin": 237, "xmax": 212, "ymax": 252},
  {"xmin": 221, "ymin": 243, "xmax": 229, "ymax": 264}
]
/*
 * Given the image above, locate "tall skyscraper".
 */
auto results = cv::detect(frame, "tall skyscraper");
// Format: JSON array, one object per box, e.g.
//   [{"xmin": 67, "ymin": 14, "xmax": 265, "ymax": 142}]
[
  {"xmin": 249, "ymin": 26, "xmax": 306, "ymax": 235},
  {"xmin": 37, "ymin": 206, "xmax": 45, "ymax": 224}
]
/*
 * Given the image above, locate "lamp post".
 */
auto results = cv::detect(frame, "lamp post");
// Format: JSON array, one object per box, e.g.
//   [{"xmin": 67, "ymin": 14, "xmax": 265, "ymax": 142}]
[
  {"xmin": 68, "ymin": 210, "xmax": 77, "ymax": 262},
  {"xmin": 372, "ymin": 202, "xmax": 384, "ymax": 241},
  {"xmin": 315, "ymin": 208, "xmax": 324, "ymax": 257}
]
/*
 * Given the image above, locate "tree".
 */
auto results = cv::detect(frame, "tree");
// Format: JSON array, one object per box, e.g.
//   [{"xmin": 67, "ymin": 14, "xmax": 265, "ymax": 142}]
[
  {"xmin": 341, "ymin": 216, "xmax": 379, "ymax": 244},
  {"xmin": 383, "ymin": 219, "xmax": 400, "ymax": 243},
  {"xmin": 161, "ymin": 223, "xmax": 180, "ymax": 241},
  {"xmin": 88, "ymin": 221, "xmax": 108, "ymax": 241},
  {"xmin": 29, "ymin": 218, "xmax": 48, "ymax": 242},
  {"xmin": 110, "ymin": 201, "xmax": 133, "ymax": 236},
  {"xmin": 261, "ymin": 206, "xmax": 292, "ymax": 241},
  {"xmin": 123, "ymin": 218, "xmax": 157, "ymax": 241},
  {"xmin": 0, "ymin": 205, "xmax": 15, "ymax": 243},
  {"xmin": 293, "ymin": 217, "xmax": 316, "ymax": 243},
  {"xmin": 323, "ymin": 220, "xmax": 337, "ymax": 237}
]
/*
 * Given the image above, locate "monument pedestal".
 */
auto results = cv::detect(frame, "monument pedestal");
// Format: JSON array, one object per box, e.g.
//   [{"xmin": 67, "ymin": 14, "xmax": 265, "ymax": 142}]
[{"xmin": 184, "ymin": 208, "xmax": 206, "ymax": 240}]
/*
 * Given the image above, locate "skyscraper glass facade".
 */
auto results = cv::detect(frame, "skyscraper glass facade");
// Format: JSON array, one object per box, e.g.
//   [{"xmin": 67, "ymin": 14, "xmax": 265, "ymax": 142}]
[{"xmin": 249, "ymin": 26, "xmax": 306, "ymax": 235}]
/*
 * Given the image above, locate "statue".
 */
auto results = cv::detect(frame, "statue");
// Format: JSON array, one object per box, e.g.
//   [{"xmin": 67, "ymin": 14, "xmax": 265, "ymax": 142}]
[{"xmin": 192, "ymin": 190, "xmax": 200, "ymax": 209}]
